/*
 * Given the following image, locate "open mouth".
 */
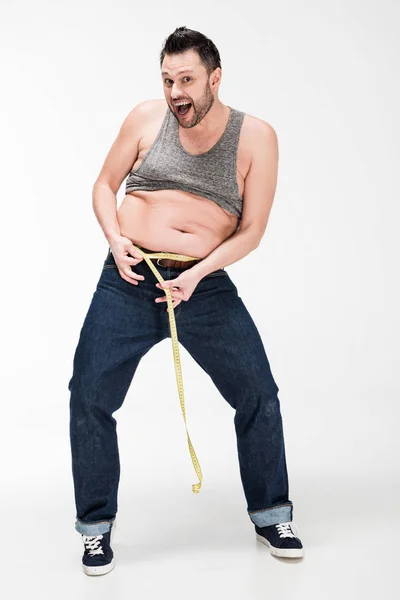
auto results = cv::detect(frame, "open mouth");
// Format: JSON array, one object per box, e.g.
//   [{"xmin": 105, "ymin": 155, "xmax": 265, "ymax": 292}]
[{"xmin": 175, "ymin": 102, "xmax": 192, "ymax": 116}]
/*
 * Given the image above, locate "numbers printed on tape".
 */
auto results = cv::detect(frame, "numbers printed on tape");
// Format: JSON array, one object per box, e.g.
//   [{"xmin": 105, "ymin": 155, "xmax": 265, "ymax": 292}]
[{"xmin": 132, "ymin": 244, "xmax": 203, "ymax": 494}]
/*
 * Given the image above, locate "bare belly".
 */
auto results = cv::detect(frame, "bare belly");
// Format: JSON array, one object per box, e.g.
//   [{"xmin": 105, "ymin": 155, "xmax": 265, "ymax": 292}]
[{"xmin": 117, "ymin": 189, "xmax": 240, "ymax": 259}]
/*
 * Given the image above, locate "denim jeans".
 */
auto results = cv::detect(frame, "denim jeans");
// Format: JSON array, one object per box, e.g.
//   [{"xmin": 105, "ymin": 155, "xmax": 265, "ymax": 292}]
[{"xmin": 68, "ymin": 247, "xmax": 294, "ymax": 536}]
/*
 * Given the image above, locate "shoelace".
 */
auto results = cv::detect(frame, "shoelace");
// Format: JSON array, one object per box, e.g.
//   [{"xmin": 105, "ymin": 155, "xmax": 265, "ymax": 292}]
[
  {"xmin": 82, "ymin": 534, "xmax": 104, "ymax": 556},
  {"xmin": 275, "ymin": 522, "xmax": 299, "ymax": 538}
]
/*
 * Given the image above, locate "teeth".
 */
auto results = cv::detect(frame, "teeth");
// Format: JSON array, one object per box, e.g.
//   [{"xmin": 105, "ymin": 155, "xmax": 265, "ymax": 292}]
[{"xmin": 175, "ymin": 101, "xmax": 190, "ymax": 106}]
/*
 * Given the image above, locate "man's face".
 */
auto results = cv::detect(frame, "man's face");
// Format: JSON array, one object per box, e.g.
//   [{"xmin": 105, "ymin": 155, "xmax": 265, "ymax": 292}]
[{"xmin": 161, "ymin": 49, "xmax": 217, "ymax": 129}]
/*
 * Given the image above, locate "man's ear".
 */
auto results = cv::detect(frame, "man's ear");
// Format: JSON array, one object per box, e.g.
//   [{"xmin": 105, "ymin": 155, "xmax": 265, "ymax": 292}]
[{"xmin": 211, "ymin": 68, "xmax": 222, "ymax": 89}]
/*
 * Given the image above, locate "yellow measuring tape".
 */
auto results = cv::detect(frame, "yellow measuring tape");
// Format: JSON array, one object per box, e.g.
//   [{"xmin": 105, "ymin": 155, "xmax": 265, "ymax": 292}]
[{"xmin": 132, "ymin": 243, "xmax": 203, "ymax": 494}]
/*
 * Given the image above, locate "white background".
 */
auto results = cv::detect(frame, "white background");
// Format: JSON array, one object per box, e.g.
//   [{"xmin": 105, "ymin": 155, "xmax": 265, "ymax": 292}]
[{"xmin": 1, "ymin": 0, "xmax": 398, "ymax": 596}]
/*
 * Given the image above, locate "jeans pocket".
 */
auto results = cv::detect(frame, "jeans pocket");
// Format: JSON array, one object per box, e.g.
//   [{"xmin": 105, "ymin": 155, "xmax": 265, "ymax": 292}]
[{"xmin": 103, "ymin": 249, "xmax": 118, "ymax": 269}]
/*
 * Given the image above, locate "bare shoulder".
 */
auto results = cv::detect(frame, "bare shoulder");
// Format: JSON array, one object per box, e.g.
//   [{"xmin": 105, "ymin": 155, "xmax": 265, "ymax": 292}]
[
  {"xmin": 236, "ymin": 112, "xmax": 277, "ymax": 180},
  {"xmin": 135, "ymin": 98, "xmax": 167, "ymax": 112},
  {"xmin": 241, "ymin": 112, "xmax": 277, "ymax": 143},
  {"xmin": 123, "ymin": 98, "xmax": 166, "ymax": 125},
  {"xmin": 134, "ymin": 98, "xmax": 168, "ymax": 117},
  {"xmin": 93, "ymin": 99, "xmax": 168, "ymax": 192}
]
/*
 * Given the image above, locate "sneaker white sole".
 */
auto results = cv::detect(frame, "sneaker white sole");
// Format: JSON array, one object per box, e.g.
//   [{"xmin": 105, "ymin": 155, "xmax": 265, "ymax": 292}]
[
  {"xmin": 256, "ymin": 533, "xmax": 304, "ymax": 558},
  {"xmin": 82, "ymin": 518, "xmax": 117, "ymax": 576},
  {"xmin": 82, "ymin": 558, "xmax": 116, "ymax": 576}
]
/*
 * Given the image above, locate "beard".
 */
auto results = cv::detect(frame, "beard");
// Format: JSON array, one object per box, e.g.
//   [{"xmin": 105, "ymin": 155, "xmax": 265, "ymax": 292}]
[{"xmin": 169, "ymin": 80, "xmax": 215, "ymax": 129}]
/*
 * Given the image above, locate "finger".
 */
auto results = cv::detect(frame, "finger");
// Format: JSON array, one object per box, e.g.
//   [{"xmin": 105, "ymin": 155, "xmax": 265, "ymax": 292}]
[
  {"xmin": 119, "ymin": 271, "xmax": 138, "ymax": 284},
  {"xmin": 126, "ymin": 256, "xmax": 143, "ymax": 264},
  {"xmin": 156, "ymin": 283, "xmax": 180, "ymax": 290},
  {"xmin": 118, "ymin": 269, "xmax": 144, "ymax": 284},
  {"xmin": 167, "ymin": 300, "xmax": 181, "ymax": 312},
  {"xmin": 125, "ymin": 269, "xmax": 145, "ymax": 281},
  {"xmin": 155, "ymin": 294, "xmax": 180, "ymax": 303},
  {"xmin": 160, "ymin": 287, "xmax": 184, "ymax": 297},
  {"xmin": 129, "ymin": 247, "xmax": 145, "ymax": 261}
]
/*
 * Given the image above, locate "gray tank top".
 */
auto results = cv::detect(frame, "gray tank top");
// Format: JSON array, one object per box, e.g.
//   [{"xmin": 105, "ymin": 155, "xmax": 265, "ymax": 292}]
[{"xmin": 125, "ymin": 105, "xmax": 245, "ymax": 220}]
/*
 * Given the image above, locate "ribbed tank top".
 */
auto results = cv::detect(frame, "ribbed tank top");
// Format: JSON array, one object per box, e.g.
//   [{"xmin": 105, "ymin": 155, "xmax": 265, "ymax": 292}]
[{"xmin": 125, "ymin": 105, "xmax": 245, "ymax": 220}]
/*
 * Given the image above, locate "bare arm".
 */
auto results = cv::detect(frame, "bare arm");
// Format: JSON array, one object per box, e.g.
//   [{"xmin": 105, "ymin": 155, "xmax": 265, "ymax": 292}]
[
  {"xmin": 92, "ymin": 102, "xmax": 147, "ymax": 243},
  {"xmin": 189, "ymin": 121, "xmax": 279, "ymax": 279}
]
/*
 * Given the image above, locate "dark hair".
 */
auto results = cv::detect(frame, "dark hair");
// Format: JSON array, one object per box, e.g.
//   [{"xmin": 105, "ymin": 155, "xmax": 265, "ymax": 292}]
[{"xmin": 159, "ymin": 26, "xmax": 221, "ymax": 76}]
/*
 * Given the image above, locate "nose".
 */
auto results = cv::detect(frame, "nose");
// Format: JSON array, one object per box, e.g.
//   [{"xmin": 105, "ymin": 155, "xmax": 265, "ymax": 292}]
[{"xmin": 171, "ymin": 82, "xmax": 183, "ymax": 99}]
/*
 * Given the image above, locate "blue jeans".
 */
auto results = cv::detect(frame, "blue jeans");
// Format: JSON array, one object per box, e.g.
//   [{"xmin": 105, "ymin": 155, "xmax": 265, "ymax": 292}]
[{"xmin": 68, "ymin": 247, "xmax": 294, "ymax": 535}]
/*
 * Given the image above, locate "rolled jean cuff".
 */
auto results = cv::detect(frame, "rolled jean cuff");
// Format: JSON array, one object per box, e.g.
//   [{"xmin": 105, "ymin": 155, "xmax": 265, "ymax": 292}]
[
  {"xmin": 247, "ymin": 502, "xmax": 293, "ymax": 527},
  {"xmin": 75, "ymin": 517, "xmax": 116, "ymax": 535}
]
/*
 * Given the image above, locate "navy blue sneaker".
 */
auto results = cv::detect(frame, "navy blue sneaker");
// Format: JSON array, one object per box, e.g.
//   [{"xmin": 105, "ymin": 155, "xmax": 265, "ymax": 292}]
[
  {"xmin": 255, "ymin": 521, "xmax": 304, "ymax": 558},
  {"xmin": 81, "ymin": 518, "xmax": 117, "ymax": 576}
]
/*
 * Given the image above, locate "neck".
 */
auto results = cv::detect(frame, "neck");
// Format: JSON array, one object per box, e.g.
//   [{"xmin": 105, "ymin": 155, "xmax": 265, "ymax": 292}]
[{"xmin": 181, "ymin": 101, "xmax": 230, "ymax": 139}]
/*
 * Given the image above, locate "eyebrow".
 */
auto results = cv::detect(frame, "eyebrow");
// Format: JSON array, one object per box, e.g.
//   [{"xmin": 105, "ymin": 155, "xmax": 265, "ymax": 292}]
[{"xmin": 161, "ymin": 69, "xmax": 195, "ymax": 76}]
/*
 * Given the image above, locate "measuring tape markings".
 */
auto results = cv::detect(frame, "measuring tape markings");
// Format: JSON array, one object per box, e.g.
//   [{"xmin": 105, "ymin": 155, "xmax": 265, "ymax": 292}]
[{"xmin": 132, "ymin": 243, "xmax": 203, "ymax": 494}]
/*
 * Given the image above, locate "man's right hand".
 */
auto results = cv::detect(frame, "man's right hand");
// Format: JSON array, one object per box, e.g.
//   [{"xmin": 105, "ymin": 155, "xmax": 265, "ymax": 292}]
[{"xmin": 108, "ymin": 235, "xmax": 145, "ymax": 285}]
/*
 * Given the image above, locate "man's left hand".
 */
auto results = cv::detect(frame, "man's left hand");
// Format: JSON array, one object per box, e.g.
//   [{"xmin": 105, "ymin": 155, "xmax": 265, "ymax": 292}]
[{"xmin": 154, "ymin": 269, "xmax": 201, "ymax": 311}]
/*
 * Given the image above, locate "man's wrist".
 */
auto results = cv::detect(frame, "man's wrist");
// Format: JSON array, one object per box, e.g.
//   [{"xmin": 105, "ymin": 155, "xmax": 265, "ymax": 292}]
[
  {"xmin": 105, "ymin": 230, "xmax": 122, "ymax": 243},
  {"xmin": 189, "ymin": 259, "xmax": 218, "ymax": 280}
]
